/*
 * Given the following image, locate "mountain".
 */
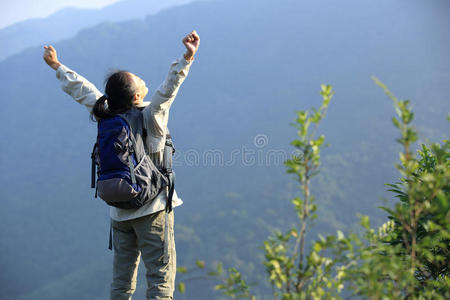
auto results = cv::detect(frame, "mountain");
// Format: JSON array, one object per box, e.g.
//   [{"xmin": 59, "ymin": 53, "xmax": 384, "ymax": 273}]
[
  {"xmin": 1, "ymin": 0, "xmax": 449, "ymax": 299},
  {"xmin": 0, "ymin": 0, "xmax": 200, "ymax": 62}
]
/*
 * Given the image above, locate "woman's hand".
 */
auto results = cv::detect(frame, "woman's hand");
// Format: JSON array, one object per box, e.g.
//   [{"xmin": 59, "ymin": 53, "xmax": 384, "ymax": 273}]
[
  {"xmin": 43, "ymin": 45, "xmax": 62, "ymax": 70},
  {"xmin": 183, "ymin": 30, "xmax": 200, "ymax": 61}
]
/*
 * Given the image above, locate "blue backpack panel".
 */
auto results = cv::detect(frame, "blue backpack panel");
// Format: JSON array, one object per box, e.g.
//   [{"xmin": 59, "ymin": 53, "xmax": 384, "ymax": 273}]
[{"xmin": 91, "ymin": 108, "xmax": 174, "ymax": 210}]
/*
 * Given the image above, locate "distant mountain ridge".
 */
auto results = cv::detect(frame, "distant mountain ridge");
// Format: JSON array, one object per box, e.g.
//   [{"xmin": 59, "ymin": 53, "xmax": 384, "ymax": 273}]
[{"xmin": 0, "ymin": 0, "xmax": 201, "ymax": 62}]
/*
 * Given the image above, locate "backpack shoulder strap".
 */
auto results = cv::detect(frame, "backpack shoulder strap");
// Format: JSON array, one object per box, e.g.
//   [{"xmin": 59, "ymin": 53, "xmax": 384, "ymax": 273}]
[
  {"xmin": 163, "ymin": 133, "xmax": 175, "ymax": 172},
  {"xmin": 91, "ymin": 142, "xmax": 98, "ymax": 189},
  {"xmin": 162, "ymin": 133, "xmax": 175, "ymax": 212},
  {"xmin": 119, "ymin": 108, "xmax": 146, "ymax": 161}
]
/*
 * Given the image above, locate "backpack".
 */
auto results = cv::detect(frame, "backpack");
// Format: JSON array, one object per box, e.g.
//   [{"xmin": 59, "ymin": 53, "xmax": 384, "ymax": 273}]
[{"xmin": 90, "ymin": 108, "xmax": 175, "ymax": 212}]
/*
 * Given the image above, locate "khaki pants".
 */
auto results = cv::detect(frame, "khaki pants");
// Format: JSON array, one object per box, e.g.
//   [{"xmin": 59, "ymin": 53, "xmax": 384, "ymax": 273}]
[{"xmin": 110, "ymin": 210, "xmax": 175, "ymax": 300}]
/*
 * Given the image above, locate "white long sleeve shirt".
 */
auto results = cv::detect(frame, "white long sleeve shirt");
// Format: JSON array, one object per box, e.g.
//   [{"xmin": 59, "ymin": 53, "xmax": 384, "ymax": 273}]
[{"xmin": 55, "ymin": 55, "xmax": 193, "ymax": 221}]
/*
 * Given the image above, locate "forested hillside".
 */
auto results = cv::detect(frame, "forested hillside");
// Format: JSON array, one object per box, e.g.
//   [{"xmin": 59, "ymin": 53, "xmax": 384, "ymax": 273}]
[{"xmin": 0, "ymin": 0, "xmax": 449, "ymax": 299}]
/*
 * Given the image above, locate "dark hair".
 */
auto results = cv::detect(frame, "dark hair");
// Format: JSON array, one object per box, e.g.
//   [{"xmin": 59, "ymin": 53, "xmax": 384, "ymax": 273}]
[{"xmin": 92, "ymin": 70, "xmax": 137, "ymax": 120}]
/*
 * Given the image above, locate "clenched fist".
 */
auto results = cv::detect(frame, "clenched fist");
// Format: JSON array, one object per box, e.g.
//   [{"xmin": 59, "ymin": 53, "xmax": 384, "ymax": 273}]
[
  {"xmin": 43, "ymin": 45, "xmax": 61, "ymax": 70},
  {"xmin": 183, "ymin": 30, "xmax": 200, "ymax": 61}
]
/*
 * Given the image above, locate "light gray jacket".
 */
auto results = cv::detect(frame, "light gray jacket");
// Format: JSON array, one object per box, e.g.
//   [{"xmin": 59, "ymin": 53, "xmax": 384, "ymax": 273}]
[{"xmin": 56, "ymin": 55, "xmax": 193, "ymax": 221}]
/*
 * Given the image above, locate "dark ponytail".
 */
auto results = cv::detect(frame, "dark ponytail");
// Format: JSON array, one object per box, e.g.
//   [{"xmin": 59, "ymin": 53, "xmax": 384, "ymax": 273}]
[
  {"xmin": 91, "ymin": 70, "xmax": 138, "ymax": 121},
  {"xmin": 92, "ymin": 95, "xmax": 112, "ymax": 120}
]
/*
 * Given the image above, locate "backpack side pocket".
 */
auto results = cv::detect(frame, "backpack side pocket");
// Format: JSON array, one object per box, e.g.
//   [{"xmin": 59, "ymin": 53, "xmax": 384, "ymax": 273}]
[{"xmin": 97, "ymin": 178, "xmax": 139, "ymax": 204}]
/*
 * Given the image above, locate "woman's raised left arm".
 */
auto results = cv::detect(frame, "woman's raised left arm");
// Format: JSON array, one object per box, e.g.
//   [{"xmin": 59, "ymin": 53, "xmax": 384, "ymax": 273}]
[{"xmin": 142, "ymin": 30, "xmax": 200, "ymax": 152}]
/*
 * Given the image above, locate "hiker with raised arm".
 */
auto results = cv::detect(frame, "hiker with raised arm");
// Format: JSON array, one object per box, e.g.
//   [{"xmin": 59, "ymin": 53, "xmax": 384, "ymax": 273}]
[{"xmin": 43, "ymin": 30, "xmax": 200, "ymax": 300}]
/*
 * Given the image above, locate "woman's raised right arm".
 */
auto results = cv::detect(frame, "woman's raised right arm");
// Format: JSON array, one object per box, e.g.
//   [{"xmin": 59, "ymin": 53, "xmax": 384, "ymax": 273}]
[{"xmin": 43, "ymin": 45, "xmax": 102, "ymax": 113}]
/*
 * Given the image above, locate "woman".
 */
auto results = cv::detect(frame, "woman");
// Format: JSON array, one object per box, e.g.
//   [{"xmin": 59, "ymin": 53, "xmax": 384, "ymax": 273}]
[{"xmin": 43, "ymin": 30, "xmax": 200, "ymax": 300}]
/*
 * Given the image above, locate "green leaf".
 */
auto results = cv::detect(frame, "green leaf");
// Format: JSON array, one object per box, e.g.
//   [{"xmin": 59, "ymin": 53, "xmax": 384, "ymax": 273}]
[
  {"xmin": 195, "ymin": 260, "xmax": 205, "ymax": 269},
  {"xmin": 378, "ymin": 206, "xmax": 396, "ymax": 217},
  {"xmin": 291, "ymin": 228, "xmax": 298, "ymax": 238},
  {"xmin": 177, "ymin": 282, "xmax": 185, "ymax": 294},
  {"xmin": 392, "ymin": 117, "xmax": 401, "ymax": 128},
  {"xmin": 360, "ymin": 215, "xmax": 370, "ymax": 229},
  {"xmin": 291, "ymin": 139, "xmax": 305, "ymax": 148},
  {"xmin": 313, "ymin": 242, "xmax": 322, "ymax": 252},
  {"xmin": 217, "ymin": 262, "xmax": 223, "ymax": 275},
  {"xmin": 310, "ymin": 251, "xmax": 320, "ymax": 264},
  {"xmin": 270, "ymin": 260, "xmax": 281, "ymax": 271},
  {"xmin": 177, "ymin": 266, "xmax": 188, "ymax": 273},
  {"xmin": 315, "ymin": 135, "xmax": 325, "ymax": 147}
]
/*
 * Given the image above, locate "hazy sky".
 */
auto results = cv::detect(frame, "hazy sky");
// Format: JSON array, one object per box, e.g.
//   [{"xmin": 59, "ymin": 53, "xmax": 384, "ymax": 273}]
[{"xmin": 0, "ymin": 0, "xmax": 121, "ymax": 29}]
